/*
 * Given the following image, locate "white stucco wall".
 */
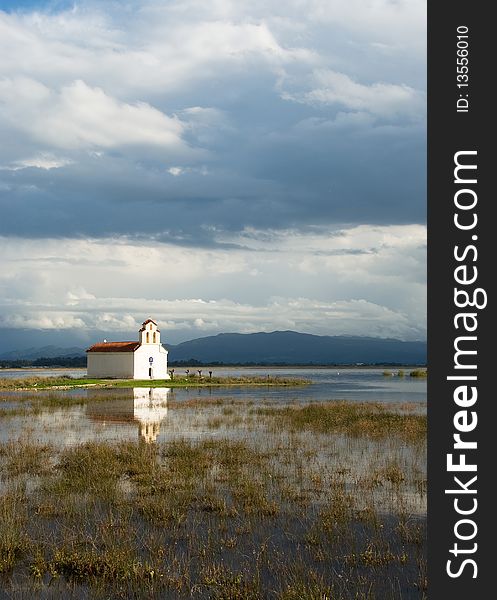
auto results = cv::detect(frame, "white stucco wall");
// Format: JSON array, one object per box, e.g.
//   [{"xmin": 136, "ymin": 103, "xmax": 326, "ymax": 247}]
[
  {"xmin": 87, "ymin": 352, "xmax": 135, "ymax": 378},
  {"xmin": 133, "ymin": 344, "xmax": 169, "ymax": 379}
]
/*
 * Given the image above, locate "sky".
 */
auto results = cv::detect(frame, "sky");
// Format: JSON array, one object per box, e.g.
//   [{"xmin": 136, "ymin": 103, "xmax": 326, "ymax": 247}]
[{"xmin": 0, "ymin": 0, "xmax": 426, "ymax": 352}]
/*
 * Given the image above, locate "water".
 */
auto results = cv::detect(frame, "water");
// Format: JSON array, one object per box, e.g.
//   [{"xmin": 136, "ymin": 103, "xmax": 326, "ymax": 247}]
[
  {"xmin": 0, "ymin": 368, "xmax": 88, "ymax": 379},
  {"xmin": 0, "ymin": 366, "xmax": 426, "ymax": 403},
  {"xmin": 0, "ymin": 367, "xmax": 425, "ymax": 447},
  {"xmin": 0, "ymin": 367, "xmax": 427, "ymax": 598}
]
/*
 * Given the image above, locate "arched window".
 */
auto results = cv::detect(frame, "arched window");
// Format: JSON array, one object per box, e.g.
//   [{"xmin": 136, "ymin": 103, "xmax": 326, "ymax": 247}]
[
  {"xmin": 153, "ymin": 332, "xmax": 156, "ymax": 343},
  {"xmin": 146, "ymin": 332, "xmax": 150, "ymax": 343}
]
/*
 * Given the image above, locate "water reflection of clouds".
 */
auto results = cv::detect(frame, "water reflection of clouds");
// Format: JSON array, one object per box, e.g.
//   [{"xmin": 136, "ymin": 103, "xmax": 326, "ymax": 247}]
[
  {"xmin": 0, "ymin": 386, "xmax": 426, "ymax": 516},
  {"xmin": 86, "ymin": 388, "xmax": 170, "ymax": 443},
  {"xmin": 0, "ymin": 406, "xmax": 93, "ymax": 446}
]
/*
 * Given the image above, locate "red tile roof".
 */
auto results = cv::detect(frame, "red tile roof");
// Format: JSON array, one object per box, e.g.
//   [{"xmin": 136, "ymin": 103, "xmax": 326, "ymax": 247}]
[{"xmin": 86, "ymin": 342, "xmax": 141, "ymax": 353}]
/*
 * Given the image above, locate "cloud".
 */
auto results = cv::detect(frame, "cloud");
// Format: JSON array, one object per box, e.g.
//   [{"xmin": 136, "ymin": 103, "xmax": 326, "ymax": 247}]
[
  {"xmin": 0, "ymin": 313, "xmax": 87, "ymax": 330},
  {"xmin": 0, "ymin": 225, "xmax": 426, "ymax": 343},
  {"xmin": 248, "ymin": 0, "xmax": 426, "ymax": 60},
  {"xmin": 0, "ymin": 78, "xmax": 187, "ymax": 150},
  {"xmin": 0, "ymin": 1, "xmax": 426, "ymax": 349},
  {"xmin": 0, "ymin": 110, "xmax": 425, "ymax": 239},
  {"xmin": 0, "ymin": 2, "xmax": 425, "ymax": 241},
  {"xmin": 0, "ymin": 9, "xmax": 313, "ymax": 96},
  {"xmin": 167, "ymin": 167, "xmax": 184, "ymax": 176},
  {"xmin": 283, "ymin": 69, "xmax": 425, "ymax": 120},
  {"xmin": 0, "ymin": 295, "xmax": 424, "ymax": 341},
  {"xmin": 0, "ymin": 153, "xmax": 73, "ymax": 171}
]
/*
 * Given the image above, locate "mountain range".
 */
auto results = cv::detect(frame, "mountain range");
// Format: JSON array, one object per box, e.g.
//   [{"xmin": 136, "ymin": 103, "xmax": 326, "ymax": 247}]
[
  {"xmin": 0, "ymin": 331, "xmax": 426, "ymax": 365},
  {"xmin": 0, "ymin": 345, "xmax": 87, "ymax": 361}
]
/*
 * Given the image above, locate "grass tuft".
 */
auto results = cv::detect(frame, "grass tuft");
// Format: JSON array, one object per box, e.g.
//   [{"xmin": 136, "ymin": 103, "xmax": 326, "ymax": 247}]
[{"xmin": 254, "ymin": 401, "xmax": 426, "ymax": 440}]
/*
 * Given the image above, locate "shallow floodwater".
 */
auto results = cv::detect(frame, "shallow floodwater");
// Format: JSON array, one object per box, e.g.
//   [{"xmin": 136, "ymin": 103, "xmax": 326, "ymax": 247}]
[
  {"xmin": 0, "ymin": 365, "xmax": 427, "ymax": 402},
  {"xmin": 1, "ymin": 385, "xmax": 427, "ymax": 520},
  {"xmin": 0, "ymin": 368, "xmax": 426, "ymax": 446},
  {"xmin": 0, "ymin": 370, "xmax": 427, "ymax": 598}
]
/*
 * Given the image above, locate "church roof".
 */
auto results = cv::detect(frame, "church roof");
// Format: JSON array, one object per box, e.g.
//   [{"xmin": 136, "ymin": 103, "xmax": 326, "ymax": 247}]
[{"xmin": 86, "ymin": 341, "xmax": 141, "ymax": 353}]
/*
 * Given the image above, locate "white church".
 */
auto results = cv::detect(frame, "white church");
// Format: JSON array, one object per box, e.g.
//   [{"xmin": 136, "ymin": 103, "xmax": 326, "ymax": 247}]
[{"xmin": 86, "ymin": 319, "xmax": 170, "ymax": 379}]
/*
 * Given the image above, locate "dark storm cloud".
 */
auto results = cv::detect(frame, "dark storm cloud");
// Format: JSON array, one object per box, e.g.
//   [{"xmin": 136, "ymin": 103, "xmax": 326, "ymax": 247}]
[
  {"xmin": 0, "ymin": 111, "xmax": 425, "ymax": 242},
  {"xmin": 0, "ymin": 1, "xmax": 426, "ymax": 245}
]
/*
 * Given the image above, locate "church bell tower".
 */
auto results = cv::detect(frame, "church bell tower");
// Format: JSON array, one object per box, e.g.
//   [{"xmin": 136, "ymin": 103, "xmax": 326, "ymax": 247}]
[{"xmin": 139, "ymin": 319, "xmax": 160, "ymax": 345}]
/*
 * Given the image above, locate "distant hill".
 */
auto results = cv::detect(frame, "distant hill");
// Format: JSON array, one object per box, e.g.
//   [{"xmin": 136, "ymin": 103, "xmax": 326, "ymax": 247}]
[
  {"xmin": 0, "ymin": 331, "xmax": 427, "ymax": 366},
  {"xmin": 0, "ymin": 345, "xmax": 86, "ymax": 361},
  {"xmin": 166, "ymin": 331, "xmax": 426, "ymax": 365}
]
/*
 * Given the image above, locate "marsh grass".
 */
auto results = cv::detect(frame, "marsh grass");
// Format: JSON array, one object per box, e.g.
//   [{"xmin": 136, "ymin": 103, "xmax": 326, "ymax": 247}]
[
  {"xmin": 254, "ymin": 401, "xmax": 426, "ymax": 441},
  {"xmin": 0, "ymin": 398, "xmax": 426, "ymax": 599},
  {"xmin": 0, "ymin": 441, "xmax": 52, "ymax": 478},
  {"xmin": 409, "ymin": 370, "xmax": 427, "ymax": 378},
  {"xmin": 0, "ymin": 376, "xmax": 99, "ymax": 390},
  {"xmin": 163, "ymin": 375, "xmax": 310, "ymax": 387},
  {"xmin": 0, "ymin": 487, "xmax": 29, "ymax": 574}
]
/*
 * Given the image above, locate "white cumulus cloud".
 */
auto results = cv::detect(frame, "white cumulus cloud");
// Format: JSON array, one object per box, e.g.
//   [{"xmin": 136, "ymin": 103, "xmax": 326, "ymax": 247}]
[
  {"xmin": 283, "ymin": 69, "xmax": 425, "ymax": 120},
  {"xmin": 0, "ymin": 226, "xmax": 426, "ymax": 341},
  {"xmin": 0, "ymin": 78, "xmax": 187, "ymax": 150},
  {"xmin": 0, "ymin": 153, "xmax": 74, "ymax": 171}
]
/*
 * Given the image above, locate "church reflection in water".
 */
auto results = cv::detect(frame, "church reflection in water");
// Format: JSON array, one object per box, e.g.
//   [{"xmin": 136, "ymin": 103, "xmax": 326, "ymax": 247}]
[{"xmin": 86, "ymin": 388, "xmax": 170, "ymax": 443}]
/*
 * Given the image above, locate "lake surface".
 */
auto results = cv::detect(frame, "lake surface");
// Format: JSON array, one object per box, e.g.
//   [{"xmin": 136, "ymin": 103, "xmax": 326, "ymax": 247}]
[
  {"xmin": 0, "ymin": 367, "xmax": 425, "ymax": 447},
  {"xmin": 0, "ymin": 366, "xmax": 426, "ymax": 403}
]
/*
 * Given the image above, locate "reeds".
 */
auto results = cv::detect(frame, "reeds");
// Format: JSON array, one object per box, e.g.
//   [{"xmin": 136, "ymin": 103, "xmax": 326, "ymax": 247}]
[
  {"xmin": 254, "ymin": 401, "xmax": 426, "ymax": 441},
  {"xmin": 0, "ymin": 396, "xmax": 426, "ymax": 598}
]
